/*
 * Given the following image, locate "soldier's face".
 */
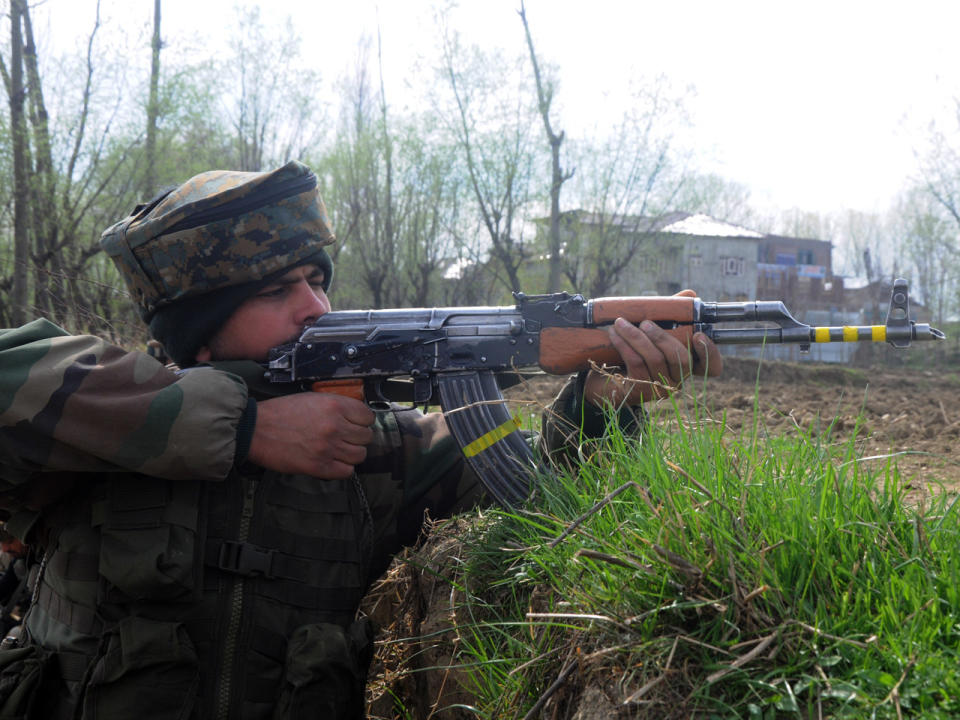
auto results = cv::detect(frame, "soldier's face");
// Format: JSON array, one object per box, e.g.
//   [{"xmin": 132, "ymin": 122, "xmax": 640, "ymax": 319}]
[{"xmin": 195, "ymin": 264, "xmax": 330, "ymax": 363}]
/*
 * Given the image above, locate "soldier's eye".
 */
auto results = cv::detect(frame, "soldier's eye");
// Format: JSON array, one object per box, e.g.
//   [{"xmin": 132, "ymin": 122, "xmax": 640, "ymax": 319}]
[{"xmin": 257, "ymin": 286, "xmax": 286, "ymax": 298}]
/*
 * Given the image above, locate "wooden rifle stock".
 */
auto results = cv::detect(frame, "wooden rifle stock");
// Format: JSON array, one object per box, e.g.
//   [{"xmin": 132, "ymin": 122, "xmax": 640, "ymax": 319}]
[{"xmin": 539, "ymin": 326, "xmax": 696, "ymax": 374}]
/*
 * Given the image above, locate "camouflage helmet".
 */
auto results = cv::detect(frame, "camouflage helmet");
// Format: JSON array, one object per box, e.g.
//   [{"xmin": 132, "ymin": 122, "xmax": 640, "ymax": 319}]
[{"xmin": 101, "ymin": 160, "xmax": 335, "ymax": 321}]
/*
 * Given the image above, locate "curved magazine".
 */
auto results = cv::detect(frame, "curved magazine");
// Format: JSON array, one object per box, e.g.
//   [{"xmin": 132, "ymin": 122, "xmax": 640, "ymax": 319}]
[{"xmin": 437, "ymin": 370, "xmax": 536, "ymax": 507}]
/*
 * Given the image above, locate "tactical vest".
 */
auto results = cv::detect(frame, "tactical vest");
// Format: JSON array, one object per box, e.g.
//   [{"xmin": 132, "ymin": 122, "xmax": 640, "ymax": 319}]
[
  {"xmin": 0, "ymin": 446, "xmax": 398, "ymax": 719},
  {"xmin": 0, "ymin": 344, "xmax": 488, "ymax": 720}
]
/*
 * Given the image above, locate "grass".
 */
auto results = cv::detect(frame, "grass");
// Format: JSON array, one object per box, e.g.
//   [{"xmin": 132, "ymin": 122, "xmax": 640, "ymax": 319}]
[{"xmin": 382, "ymin": 384, "xmax": 960, "ymax": 719}]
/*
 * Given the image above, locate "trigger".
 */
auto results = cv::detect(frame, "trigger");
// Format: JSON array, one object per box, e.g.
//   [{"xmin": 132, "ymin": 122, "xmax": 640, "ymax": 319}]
[{"xmin": 413, "ymin": 376, "xmax": 432, "ymax": 404}]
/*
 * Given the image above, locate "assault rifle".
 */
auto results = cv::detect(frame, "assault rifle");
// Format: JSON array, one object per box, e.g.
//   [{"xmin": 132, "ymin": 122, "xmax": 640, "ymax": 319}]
[{"xmin": 266, "ymin": 279, "xmax": 943, "ymax": 506}]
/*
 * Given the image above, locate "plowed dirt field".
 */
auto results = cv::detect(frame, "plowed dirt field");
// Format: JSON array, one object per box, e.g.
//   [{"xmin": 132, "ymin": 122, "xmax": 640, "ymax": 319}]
[
  {"xmin": 510, "ymin": 356, "xmax": 960, "ymax": 494},
  {"xmin": 697, "ymin": 357, "xmax": 960, "ymax": 493}
]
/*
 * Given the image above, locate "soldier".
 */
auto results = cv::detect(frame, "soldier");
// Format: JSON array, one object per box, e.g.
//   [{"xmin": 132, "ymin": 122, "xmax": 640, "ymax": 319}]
[{"xmin": 0, "ymin": 161, "xmax": 720, "ymax": 719}]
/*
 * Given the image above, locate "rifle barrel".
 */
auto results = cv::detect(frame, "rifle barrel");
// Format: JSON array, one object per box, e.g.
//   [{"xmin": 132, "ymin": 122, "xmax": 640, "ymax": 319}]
[{"xmin": 705, "ymin": 323, "xmax": 945, "ymax": 345}]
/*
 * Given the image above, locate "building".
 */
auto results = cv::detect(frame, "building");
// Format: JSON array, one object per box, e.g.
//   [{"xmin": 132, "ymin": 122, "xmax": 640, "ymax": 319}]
[
  {"xmin": 756, "ymin": 233, "xmax": 843, "ymax": 310},
  {"xmin": 541, "ymin": 211, "xmax": 765, "ymax": 301},
  {"xmin": 535, "ymin": 210, "xmax": 875, "ymax": 363}
]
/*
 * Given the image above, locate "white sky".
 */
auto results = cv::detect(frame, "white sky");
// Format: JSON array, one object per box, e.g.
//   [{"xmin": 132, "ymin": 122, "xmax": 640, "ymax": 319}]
[{"xmin": 33, "ymin": 0, "xmax": 960, "ymax": 217}]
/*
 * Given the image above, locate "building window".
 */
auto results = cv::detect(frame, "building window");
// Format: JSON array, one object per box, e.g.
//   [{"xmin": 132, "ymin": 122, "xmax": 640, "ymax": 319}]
[
  {"xmin": 637, "ymin": 254, "xmax": 665, "ymax": 274},
  {"xmin": 720, "ymin": 256, "xmax": 745, "ymax": 276},
  {"xmin": 797, "ymin": 249, "xmax": 814, "ymax": 265}
]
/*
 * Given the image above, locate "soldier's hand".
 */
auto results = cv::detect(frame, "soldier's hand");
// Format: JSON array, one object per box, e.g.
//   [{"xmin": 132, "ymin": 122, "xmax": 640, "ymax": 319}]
[
  {"xmin": 583, "ymin": 289, "xmax": 723, "ymax": 407},
  {"xmin": 247, "ymin": 393, "xmax": 375, "ymax": 478}
]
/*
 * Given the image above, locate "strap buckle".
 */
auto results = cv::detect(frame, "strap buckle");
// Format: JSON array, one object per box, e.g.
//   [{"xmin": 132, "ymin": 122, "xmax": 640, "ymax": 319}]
[{"xmin": 217, "ymin": 541, "xmax": 276, "ymax": 579}]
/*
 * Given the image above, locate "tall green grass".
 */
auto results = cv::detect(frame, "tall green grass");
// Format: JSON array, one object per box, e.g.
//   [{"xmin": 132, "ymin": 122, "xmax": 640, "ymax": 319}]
[{"xmin": 437, "ymin": 391, "xmax": 960, "ymax": 718}]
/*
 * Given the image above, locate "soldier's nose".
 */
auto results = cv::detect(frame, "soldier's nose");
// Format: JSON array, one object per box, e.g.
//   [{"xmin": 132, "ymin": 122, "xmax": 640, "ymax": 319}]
[{"xmin": 294, "ymin": 282, "xmax": 329, "ymax": 324}]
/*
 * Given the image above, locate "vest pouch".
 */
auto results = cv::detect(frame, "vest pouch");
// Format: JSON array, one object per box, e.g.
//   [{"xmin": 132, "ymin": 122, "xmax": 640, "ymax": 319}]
[
  {"xmin": 79, "ymin": 617, "xmax": 198, "ymax": 720},
  {"xmin": 94, "ymin": 479, "xmax": 202, "ymax": 602},
  {"xmin": 272, "ymin": 619, "xmax": 374, "ymax": 720},
  {"xmin": 0, "ymin": 645, "xmax": 57, "ymax": 720}
]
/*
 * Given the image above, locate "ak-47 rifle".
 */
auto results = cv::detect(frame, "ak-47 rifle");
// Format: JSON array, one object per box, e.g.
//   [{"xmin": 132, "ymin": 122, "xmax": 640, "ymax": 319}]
[{"xmin": 266, "ymin": 278, "xmax": 943, "ymax": 506}]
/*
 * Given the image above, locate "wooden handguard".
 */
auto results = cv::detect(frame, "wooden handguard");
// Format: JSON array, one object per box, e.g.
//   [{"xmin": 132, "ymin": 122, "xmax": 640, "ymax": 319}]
[
  {"xmin": 539, "ymin": 296, "xmax": 697, "ymax": 375},
  {"xmin": 590, "ymin": 295, "xmax": 696, "ymax": 324}
]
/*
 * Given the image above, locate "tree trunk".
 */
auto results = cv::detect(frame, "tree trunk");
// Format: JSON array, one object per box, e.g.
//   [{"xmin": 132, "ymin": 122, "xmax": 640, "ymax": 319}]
[
  {"xmin": 377, "ymin": 27, "xmax": 396, "ymax": 305},
  {"xmin": 145, "ymin": 0, "xmax": 162, "ymax": 194},
  {"xmin": 9, "ymin": 0, "xmax": 29, "ymax": 325},
  {"xmin": 22, "ymin": 2, "xmax": 62, "ymax": 320},
  {"xmin": 519, "ymin": 1, "xmax": 572, "ymax": 293}
]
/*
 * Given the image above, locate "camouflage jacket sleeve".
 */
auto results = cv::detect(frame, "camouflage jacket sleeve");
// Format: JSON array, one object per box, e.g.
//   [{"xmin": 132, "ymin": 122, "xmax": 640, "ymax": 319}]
[
  {"xmin": 539, "ymin": 371, "xmax": 645, "ymax": 466},
  {"xmin": 0, "ymin": 319, "xmax": 249, "ymax": 493}
]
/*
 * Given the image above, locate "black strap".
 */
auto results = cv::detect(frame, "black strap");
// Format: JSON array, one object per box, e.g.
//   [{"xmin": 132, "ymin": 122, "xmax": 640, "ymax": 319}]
[
  {"xmin": 0, "ymin": 570, "xmax": 28, "ymax": 626},
  {"xmin": 57, "ymin": 650, "xmax": 90, "ymax": 682},
  {"xmin": 256, "ymin": 526, "xmax": 361, "ymax": 563},
  {"xmin": 206, "ymin": 539, "xmax": 359, "ymax": 582},
  {"xmin": 33, "ymin": 581, "xmax": 104, "ymax": 636}
]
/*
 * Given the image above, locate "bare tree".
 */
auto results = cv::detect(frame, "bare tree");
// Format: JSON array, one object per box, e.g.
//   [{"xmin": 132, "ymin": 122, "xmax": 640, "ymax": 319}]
[
  {"xmin": 30, "ymin": 0, "xmax": 130, "ymax": 332},
  {"xmin": 435, "ymin": 13, "xmax": 538, "ymax": 295},
  {"xmin": 518, "ymin": 0, "xmax": 572, "ymax": 293},
  {"xmin": 562, "ymin": 78, "xmax": 690, "ymax": 296},
  {"xmin": 674, "ymin": 173, "xmax": 756, "ymax": 227},
  {"xmin": 323, "ymin": 39, "xmax": 396, "ymax": 308},
  {"xmin": 1, "ymin": 0, "xmax": 152, "ymax": 334},
  {"xmin": 21, "ymin": 0, "xmax": 65, "ymax": 319},
  {"xmin": 321, "ymin": 33, "xmax": 463, "ymax": 309},
  {"xmin": 775, "ymin": 209, "xmax": 837, "ymax": 248},
  {"xmin": 835, "ymin": 210, "xmax": 892, "ymax": 282},
  {"xmin": 920, "ymin": 97, "xmax": 960, "ymax": 227},
  {"xmin": 895, "ymin": 186, "xmax": 958, "ymax": 326},
  {"xmin": 915, "ymin": 96, "xmax": 960, "ymax": 324},
  {"xmin": 394, "ymin": 126, "xmax": 460, "ymax": 306},
  {"xmin": 144, "ymin": 0, "xmax": 162, "ymax": 194},
  {"xmin": 224, "ymin": 8, "xmax": 326, "ymax": 171},
  {"xmin": 839, "ymin": 210, "xmax": 894, "ymax": 324},
  {"xmin": 6, "ymin": 0, "xmax": 28, "ymax": 325}
]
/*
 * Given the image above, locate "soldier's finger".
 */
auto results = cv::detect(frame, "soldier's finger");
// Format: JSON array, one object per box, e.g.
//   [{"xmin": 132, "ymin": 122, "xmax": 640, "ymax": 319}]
[
  {"xmin": 609, "ymin": 321, "xmax": 679, "ymax": 401},
  {"xmin": 692, "ymin": 332, "xmax": 724, "ymax": 377},
  {"xmin": 640, "ymin": 320, "xmax": 693, "ymax": 383},
  {"xmin": 615, "ymin": 318, "xmax": 686, "ymax": 385},
  {"xmin": 336, "ymin": 442, "xmax": 368, "ymax": 466},
  {"xmin": 608, "ymin": 319, "xmax": 659, "ymax": 379},
  {"xmin": 338, "ymin": 399, "xmax": 376, "ymax": 426},
  {"xmin": 341, "ymin": 424, "xmax": 374, "ymax": 447}
]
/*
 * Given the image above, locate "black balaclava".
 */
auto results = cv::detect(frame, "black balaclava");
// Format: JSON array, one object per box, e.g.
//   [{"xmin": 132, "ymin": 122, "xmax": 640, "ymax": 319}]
[{"xmin": 148, "ymin": 248, "xmax": 332, "ymax": 366}]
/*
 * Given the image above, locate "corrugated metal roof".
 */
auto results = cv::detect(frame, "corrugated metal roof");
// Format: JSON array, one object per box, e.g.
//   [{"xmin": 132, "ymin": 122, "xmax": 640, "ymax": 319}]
[
  {"xmin": 661, "ymin": 213, "xmax": 764, "ymax": 238},
  {"xmin": 564, "ymin": 210, "xmax": 764, "ymax": 239}
]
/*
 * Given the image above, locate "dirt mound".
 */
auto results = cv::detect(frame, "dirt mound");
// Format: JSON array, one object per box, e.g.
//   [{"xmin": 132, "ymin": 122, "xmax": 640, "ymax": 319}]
[
  {"xmin": 363, "ymin": 517, "xmax": 477, "ymax": 720},
  {"xmin": 362, "ymin": 517, "xmax": 633, "ymax": 719}
]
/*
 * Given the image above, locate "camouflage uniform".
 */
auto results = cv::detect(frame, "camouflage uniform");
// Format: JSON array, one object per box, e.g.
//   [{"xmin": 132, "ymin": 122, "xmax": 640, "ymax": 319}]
[{"xmin": 0, "ymin": 162, "xmax": 619, "ymax": 720}]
